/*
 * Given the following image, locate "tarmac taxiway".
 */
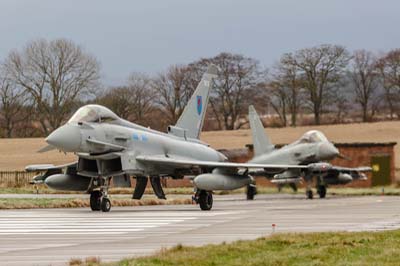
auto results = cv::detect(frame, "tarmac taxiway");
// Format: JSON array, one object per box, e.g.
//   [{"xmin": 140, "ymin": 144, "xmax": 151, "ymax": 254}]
[{"xmin": 1, "ymin": 194, "xmax": 400, "ymax": 265}]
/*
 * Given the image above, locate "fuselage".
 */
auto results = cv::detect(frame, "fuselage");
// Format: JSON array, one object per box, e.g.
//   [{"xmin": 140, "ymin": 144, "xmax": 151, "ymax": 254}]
[
  {"xmin": 250, "ymin": 141, "xmax": 338, "ymax": 165},
  {"xmin": 46, "ymin": 105, "xmax": 227, "ymax": 176},
  {"xmin": 248, "ymin": 130, "xmax": 339, "ymax": 178}
]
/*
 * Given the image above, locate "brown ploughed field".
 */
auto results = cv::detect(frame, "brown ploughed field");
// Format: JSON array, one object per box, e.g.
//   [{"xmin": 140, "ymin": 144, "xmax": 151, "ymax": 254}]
[{"xmin": 0, "ymin": 121, "xmax": 398, "ymax": 171}]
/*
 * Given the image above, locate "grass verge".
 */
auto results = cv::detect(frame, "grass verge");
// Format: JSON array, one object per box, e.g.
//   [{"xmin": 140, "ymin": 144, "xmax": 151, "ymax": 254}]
[
  {"xmin": 0, "ymin": 197, "xmax": 191, "ymax": 209},
  {"xmin": 0, "ymin": 186, "xmax": 197, "ymax": 195},
  {"xmin": 98, "ymin": 230, "xmax": 400, "ymax": 266},
  {"xmin": 1, "ymin": 185, "xmax": 400, "ymax": 197}
]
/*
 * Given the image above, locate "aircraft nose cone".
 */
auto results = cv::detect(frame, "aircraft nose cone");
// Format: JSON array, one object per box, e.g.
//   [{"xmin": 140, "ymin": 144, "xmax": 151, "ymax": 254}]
[
  {"xmin": 318, "ymin": 142, "xmax": 339, "ymax": 160},
  {"xmin": 46, "ymin": 124, "xmax": 82, "ymax": 152}
]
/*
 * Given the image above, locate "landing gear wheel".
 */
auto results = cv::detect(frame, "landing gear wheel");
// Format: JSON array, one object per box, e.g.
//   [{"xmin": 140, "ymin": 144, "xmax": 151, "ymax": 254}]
[
  {"xmin": 101, "ymin": 197, "xmax": 111, "ymax": 212},
  {"xmin": 90, "ymin": 191, "xmax": 102, "ymax": 211},
  {"xmin": 246, "ymin": 185, "xmax": 257, "ymax": 200},
  {"xmin": 306, "ymin": 189, "xmax": 313, "ymax": 199},
  {"xmin": 198, "ymin": 190, "xmax": 213, "ymax": 211},
  {"xmin": 317, "ymin": 185, "xmax": 326, "ymax": 198}
]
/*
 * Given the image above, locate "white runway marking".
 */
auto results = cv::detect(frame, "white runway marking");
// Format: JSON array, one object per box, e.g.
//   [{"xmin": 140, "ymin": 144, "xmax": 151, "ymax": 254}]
[{"xmin": 0, "ymin": 212, "xmax": 197, "ymax": 235}]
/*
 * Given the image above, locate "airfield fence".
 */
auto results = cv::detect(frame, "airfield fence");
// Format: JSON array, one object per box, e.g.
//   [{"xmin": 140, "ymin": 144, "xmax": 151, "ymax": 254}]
[{"xmin": 0, "ymin": 171, "xmax": 36, "ymax": 187}]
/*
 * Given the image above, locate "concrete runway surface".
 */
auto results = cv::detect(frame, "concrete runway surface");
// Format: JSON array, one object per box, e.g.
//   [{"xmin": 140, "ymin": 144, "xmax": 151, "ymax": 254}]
[{"xmin": 1, "ymin": 194, "xmax": 400, "ymax": 266}]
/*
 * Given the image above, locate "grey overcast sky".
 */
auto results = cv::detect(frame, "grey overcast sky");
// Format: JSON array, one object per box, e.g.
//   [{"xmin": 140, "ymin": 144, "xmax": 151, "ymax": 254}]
[{"xmin": 0, "ymin": 0, "xmax": 398, "ymax": 85}]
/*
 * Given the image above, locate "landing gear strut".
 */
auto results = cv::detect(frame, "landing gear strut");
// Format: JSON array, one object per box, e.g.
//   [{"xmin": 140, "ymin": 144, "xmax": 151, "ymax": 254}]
[
  {"xmin": 193, "ymin": 190, "xmax": 213, "ymax": 211},
  {"xmin": 246, "ymin": 184, "xmax": 257, "ymax": 200},
  {"xmin": 305, "ymin": 175, "xmax": 313, "ymax": 199},
  {"xmin": 289, "ymin": 183, "xmax": 298, "ymax": 192},
  {"xmin": 317, "ymin": 185, "xmax": 327, "ymax": 198},
  {"xmin": 306, "ymin": 189, "xmax": 313, "ymax": 199}
]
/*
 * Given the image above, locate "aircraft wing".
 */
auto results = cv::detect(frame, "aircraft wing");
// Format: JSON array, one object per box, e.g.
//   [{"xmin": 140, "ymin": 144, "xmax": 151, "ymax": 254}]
[
  {"xmin": 136, "ymin": 155, "xmax": 309, "ymax": 171},
  {"xmin": 25, "ymin": 162, "xmax": 78, "ymax": 184},
  {"xmin": 25, "ymin": 162, "xmax": 78, "ymax": 172}
]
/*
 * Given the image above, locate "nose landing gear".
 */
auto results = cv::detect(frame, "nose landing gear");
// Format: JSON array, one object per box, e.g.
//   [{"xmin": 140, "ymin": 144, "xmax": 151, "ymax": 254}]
[
  {"xmin": 100, "ymin": 197, "xmax": 111, "ymax": 212},
  {"xmin": 90, "ymin": 190, "xmax": 101, "ymax": 211},
  {"xmin": 89, "ymin": 177, "xmax": 111, "ymax": 212}
]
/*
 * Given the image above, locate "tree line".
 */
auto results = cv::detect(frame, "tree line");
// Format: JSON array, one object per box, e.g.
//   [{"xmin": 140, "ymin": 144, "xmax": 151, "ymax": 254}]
[{"xmin": 0, "ymin": 39, "xmax": 399, "ymax": 138}]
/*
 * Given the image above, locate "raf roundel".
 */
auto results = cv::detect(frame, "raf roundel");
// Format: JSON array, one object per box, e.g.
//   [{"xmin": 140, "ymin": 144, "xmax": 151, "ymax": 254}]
[{"xmin": 196, "ymin": 95, "xmax": 202, "ymax": 115}]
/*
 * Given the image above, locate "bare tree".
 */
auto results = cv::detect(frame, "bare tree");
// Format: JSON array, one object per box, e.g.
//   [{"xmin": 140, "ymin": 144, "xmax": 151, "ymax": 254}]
[
  {"xmin": 281, "ymin": 45, "xmax": 350, "ymax": 125},
  {"xmin": 186, "ymin": 53, "xmax": 264, "ymax": 130},
  {"xmin": 0, "ymin": 69, "xmax": 30, "ymax": 137},
  {"xmin": 268, "ymin": 60, "xmax": 303, "ymax": 127},
  {"xmin": 350, "ymin": 50, "xmax": 379, "ymax": 122},
  {"xmin": 376, "ymin": 49, "xmax": 400, "ymax": 119},
  {"xmin": 266, "ymin": 80, "xmax": 288, "ymax": 126},
  {"xmin": 4, "ymin": 39, "xmax": 100, "ymax": 134},
  {"xmin": 152, "ymin": 65, "xmax": 196, "ymax": 125},
  {"xmin": 97, "ymin": 73, "xmax": 154, "ymax": 125}
]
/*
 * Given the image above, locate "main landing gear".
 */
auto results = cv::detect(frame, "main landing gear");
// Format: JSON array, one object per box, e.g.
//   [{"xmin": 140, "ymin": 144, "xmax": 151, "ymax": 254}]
[
  {"xmin": 305, "ymin": 186, "xmax": 327, "ymax": 199},
  {"xmin": 317, "ymin": 185, "xmax": 327, "ymax": 198},
  {"xmin": 306, "ymin": 189, "xmax": 313, "ymax": 199},
  {"xmin": 246, "ymin": 184, "xmax": 257, "ymax": 200},
  {"xmin": 192, "ymin": 189, "xmax": 213, "ymax": 211},
  {"xmin": 90, "ymin": 177, "xmax": 111, "ymax": 212},
  {"xmin": 304, "ymin": 178, "xmax": 327, "ymax": 199}
]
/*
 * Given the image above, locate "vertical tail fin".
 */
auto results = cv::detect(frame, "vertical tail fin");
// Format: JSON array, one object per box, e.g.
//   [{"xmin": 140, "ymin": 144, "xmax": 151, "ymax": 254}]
[
  {"xmin": 174, "ymin": 64, "xmax": 218, "ymax": 139},
  {"xmin": 249, "ymin": 105, "xmax": 274, "ymax": 156}
]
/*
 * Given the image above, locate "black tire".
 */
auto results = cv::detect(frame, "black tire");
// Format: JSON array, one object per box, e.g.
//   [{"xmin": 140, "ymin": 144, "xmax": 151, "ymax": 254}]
[
  {"xmin": 90, "ymin": 191, "xmax": 102, "ymax": 211},
  {"xmin": 318, "ymin": 185, "xmax": 327, "ymax": 198},
  {"xmin": 246, "ymin": 185, "xmax": 257, "ymax": 200},
  {"xmin": 306, "ymin": 189, "xmax": 313, "ymax": 199},
  {"xmin": 198, "ymin": 190, "xmax": 213, "ymax": 211},
  {"xmin": 101, "ymin": 197, "xmax": 111, "ymax": 212}
]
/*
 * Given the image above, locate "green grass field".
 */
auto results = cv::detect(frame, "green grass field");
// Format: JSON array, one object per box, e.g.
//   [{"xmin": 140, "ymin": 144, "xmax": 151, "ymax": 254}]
[{"xmin": 99, "ymin": 230, "xmax": 400, "ymax": 266}]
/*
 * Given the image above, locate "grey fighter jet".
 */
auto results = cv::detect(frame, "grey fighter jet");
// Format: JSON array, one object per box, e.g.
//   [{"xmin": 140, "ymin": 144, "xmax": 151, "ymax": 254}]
[
  {"xmin": 246, "ymin": 105, "xmax": 371, "ymax": 199},
  {"xmin": 26, "ymin": 65, "xmax": 318, "ymax": 212}
]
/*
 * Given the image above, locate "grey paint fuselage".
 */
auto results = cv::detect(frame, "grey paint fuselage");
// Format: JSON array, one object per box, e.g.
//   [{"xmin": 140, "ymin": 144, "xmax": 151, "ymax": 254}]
[
  {"xmin": 249, "ymin": 141, "xmax": 334, "ymax": 165},
  {"xmin": 48, "ymin": 112, "xmax": 226, "ymax": 177}
]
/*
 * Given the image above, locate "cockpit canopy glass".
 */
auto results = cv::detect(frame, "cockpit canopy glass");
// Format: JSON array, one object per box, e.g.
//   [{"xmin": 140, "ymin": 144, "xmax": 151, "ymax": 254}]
[
  {"xmin": 298, "ymin": 130, "xmax": 328, "ymax": 144},
  {"xmin": 68, "ymin": 105, "xmax": 119, "ymax": 124}
]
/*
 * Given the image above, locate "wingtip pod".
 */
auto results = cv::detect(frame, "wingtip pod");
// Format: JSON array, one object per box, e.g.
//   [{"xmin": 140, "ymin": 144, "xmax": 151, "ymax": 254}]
[
  {"xmin": 206, "ymin": 64, "xmax": 218, "ymax": 76},
  {"xmin": 25, "ymin": 164, "xmax": 55, "ymax": 172}
]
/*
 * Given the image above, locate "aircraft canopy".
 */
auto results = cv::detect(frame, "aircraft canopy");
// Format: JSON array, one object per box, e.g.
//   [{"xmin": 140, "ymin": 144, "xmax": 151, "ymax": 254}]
[
  {"xmin": 68, "ymin": 105, "xmax": 119, "ymax": 124},
  {"xmin": 299, "ymin": 130, "xmax": 328, "ymax": 143}
]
